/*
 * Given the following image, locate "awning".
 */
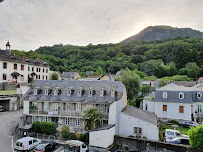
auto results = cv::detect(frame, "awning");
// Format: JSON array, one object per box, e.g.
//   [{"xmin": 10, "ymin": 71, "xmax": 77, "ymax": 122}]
[
  {"xmin": 31, "ymin": 72, "xmax": 37, "ymax": 76},
  {"xmin": 11, "ymin": 72, "xmax": 21, "ymax": 76}
]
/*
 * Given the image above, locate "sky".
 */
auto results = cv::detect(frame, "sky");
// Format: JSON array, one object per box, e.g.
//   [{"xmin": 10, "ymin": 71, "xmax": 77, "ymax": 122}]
[{"xmin": 0, "ymin": 0, "xmax": 203, "ymax": 51}]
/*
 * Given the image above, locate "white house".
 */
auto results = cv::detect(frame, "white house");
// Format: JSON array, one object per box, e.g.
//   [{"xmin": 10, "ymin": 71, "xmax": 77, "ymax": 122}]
[
  {"xmin": 22, "ymin": 80, "xmax": 127, "ymax": 133},
  {"xmin": 119, "ymin": 105, "xmax": 159, "ymax": 141},
  {"xmin": 143, "ymin": 83, "xmax": 203, "ymax": 122},
  {"xmin": 0, "ymin": 41, "xmax": 50, "ymax": 84}
]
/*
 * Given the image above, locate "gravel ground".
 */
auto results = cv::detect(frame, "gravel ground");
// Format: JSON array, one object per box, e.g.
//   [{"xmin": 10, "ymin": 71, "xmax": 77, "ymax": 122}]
[{"xmin": 0, "ymin": 110, "xmax": 22, "ymax": 152}]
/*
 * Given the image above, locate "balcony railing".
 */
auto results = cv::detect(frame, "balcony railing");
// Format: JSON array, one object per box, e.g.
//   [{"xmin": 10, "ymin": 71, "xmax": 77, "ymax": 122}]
[{"xmin": 29, "ymin": 109, "xmax": 109, "ymax": 119}]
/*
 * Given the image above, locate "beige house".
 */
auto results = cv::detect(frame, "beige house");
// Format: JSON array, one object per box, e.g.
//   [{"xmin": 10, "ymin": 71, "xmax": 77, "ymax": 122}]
[{"xmin": 61, "ymin": 72, "xmax": 81, "ymax": 80}]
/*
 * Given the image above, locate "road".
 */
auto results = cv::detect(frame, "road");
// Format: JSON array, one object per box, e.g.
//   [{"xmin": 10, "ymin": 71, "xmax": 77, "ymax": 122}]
[{"xmin": 0, "ymin": 110, "xmax": 22, "ymax": 152}]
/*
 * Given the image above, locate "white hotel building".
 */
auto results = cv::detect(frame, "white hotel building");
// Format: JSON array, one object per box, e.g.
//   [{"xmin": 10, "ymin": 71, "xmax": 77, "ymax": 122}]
[{"xmin": 0, "ymin": 41, "xmax": 50, "ymax": 84}]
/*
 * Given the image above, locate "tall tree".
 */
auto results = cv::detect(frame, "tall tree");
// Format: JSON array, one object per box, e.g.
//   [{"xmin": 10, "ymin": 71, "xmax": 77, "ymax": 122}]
[
  {"xmin": 118, "ymin": 68, "xmax": 141, "ymax": 100},
  {"xmin": 51, "ymin": 72, "xmax": 59, "ymax": 80},
  {"xmin": 83, "ymin": 108, "xmax": 102, "ymax": 130},
  {"xmin": 185, "ymin": 62, "xmax": 200, "ymax": 80}
]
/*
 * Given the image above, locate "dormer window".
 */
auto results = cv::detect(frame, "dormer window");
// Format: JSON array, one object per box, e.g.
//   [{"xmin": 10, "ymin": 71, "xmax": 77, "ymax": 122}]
[
  {"xmin": 67, "ymin": 88, "xmax": 72, "ymax": 96},
  {"xmin": 78, "ymin": 88, "xmax": 82, "ymax": 96},
  {"xmin": 111, "ymin": 89, "xmax": 115, "ymax": 97},
  {"xmin": 34, "ymin": 89, "xmax": 37, "ymax": 95},
  {"xmin": 100, "ymin": 88, "xmax": 104, "ymax": 97},
  {"xmin": 197, "ymin": 92, "xmax": 202, "ymax": 99},
  {"xmin": 179, "ymin": 93, "xmax": 184, "ymax": 99},
  {"xmin": 163, "ymin": 92, "xmax": 167, "ymax": 98},
  {"xmin": 89, "ymin": 88, "xmax": 93, "ymax": 96},
  {"xmin": 54, "ymin": 89, "xmax": 58, "ymax": 96},
  {"xmin": 45, "ymin": 89, "xmax": 48, "ymax": 95}
]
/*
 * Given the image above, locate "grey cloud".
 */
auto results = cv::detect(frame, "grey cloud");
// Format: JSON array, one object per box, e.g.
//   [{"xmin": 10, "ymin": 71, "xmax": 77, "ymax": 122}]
[{"xmin": 0, "ymin": 0, "xmax": 202, "ymax": 50}]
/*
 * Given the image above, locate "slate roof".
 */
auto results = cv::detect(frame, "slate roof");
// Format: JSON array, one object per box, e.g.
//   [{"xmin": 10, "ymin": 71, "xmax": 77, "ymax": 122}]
[
  {"xmin": 155, "ymin": 83, "xmax": 203, "ymax": 103},
  {"xmin": 0, "ymin": 50, "xmax": 49, "ymax": 67},
  {"xmin": 23, "ymin": 80, "xmax": 125, "ymax": 104},
  {"xmin": 89, "ymin": 124, "xmax": 115, "ymax": 132},
  {"xmin": 61, "ymin": 72, "xmax": 79, "ymax": 79},
  {"xmin": 171, "ymin": 81, "xmax": 197, "ymax": 87},
  {"xmin": 121, "ymin": 105, "xmax": 158, "ymax": 126}
]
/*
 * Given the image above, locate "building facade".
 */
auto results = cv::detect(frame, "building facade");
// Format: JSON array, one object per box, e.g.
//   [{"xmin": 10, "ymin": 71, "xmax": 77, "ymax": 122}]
[
  {"xmin": 22, "ymin": 80, "xmax": 127, "ymax": 133},
  {"xmin": 143, "ymin": 83, "xmax": 203, "ymax": 122},
  {"xmin": 0, "ymin": 41, "xmax": 50, "ymax": 84}
]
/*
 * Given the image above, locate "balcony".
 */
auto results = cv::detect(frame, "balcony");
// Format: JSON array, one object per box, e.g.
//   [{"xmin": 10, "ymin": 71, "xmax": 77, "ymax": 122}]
[{"xmin": 61, "ymin": 111, "xmax": 84, "ymax": 117}]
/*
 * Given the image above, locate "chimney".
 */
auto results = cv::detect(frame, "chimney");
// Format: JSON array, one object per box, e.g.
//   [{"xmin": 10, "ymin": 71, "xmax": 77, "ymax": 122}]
[{"xmin": 22, "ymin": 56, "xmax": 25, "ymax": 62}]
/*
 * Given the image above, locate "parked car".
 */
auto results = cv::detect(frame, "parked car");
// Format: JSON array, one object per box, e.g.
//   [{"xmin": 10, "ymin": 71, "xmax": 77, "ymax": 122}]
[
  {"xmin": 165, "ymin": 129, "xmax": 188, "ymax": 140},
  {"xmin": 15, "ymin": 137, "xmax": 41, "ymax": 151},
  {"xmin": 63, "ymin": 140, "xmax": 87, "ymax": 152},
  {"xmin": 166, "ymin": 137, "xmax": 190, "ymax": 145},
  {"xmin": 33, "ymin": 142, "xmax": 58, "ymax": 152},
  {"xmin": 48, "ymin": 135, "xmax": 58, "ymax": 149},
  {"xmin": 179, "ymin": 121, "xmax": 199, "ymax": 128}
]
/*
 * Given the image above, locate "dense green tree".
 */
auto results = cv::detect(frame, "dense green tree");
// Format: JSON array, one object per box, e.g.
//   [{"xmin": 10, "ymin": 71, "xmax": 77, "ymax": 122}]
[
  {"xmin": 118, "ymin": 68, "xmax": 141, "ymax": 100},
  {"xmin": 185, "ymin": 62, "xmax": 201, "ymax": 80},
  {"xmin": 140, "ymin": 85, "xmax": 152, "ymax": 97},
  {"xmin": 188, "ymin": 125, "xmax": 203, "ymax": 151},
  {"xmin": 51, "ymin": 72, "xmax": 59, "ymax": 80},
  {"xmin": 83, "ymin": 108, "xmax": 102, "ymax": 130},
  {"xmin": 61, "ymin": 125, "xmax": 71, "ymax": 138}
]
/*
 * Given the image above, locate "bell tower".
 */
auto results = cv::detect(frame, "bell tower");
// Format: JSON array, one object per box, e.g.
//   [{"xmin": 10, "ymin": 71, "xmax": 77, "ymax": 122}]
[{"xmin": 6, "ymin": 41, "xmax": 11, "ymax": 51}]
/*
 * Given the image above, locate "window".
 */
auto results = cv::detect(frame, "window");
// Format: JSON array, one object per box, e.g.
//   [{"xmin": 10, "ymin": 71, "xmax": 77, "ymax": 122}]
[
  {"xmin": 163, "ymin": 92, "xmax": 167, "ymax": 98},
  {"xmin": 179, "ymin": 106, "xmax": 184, "ymax": 113},
  {"xmin": 39, "ymin": 68, "xmax": 41, "ymax": 72},
  {"xmin": 39, "ymin": 75, "xmax": 41, "ymax": 79},
  {"xmin": 3, "ymin": 74, "xmax": 7, "ymax": 80},
  {"xmin": 21, "ymin": 75, "xmax": 24, "ymax": 81},
  {"xmin": 145, "ymin": 104, "xmax": 148, "ymax": 111},
  {"xmin": 65, "ymin": 117, "xmax": 70, "ymax": 125},
  {"xmin": 36, "ymin": 75, "xmax": 38, "ymax": 79},
  {"xmin": 46, "ymin": 69, "xmax": 48, "ymax": 73},
  {"xmin": 54, "ymin": 89, "xmax": 58, "ymax": 96},
  {"xmin": 34, "ymin": 89, "xmax": 37, "ymax": 95},
  {"xmin": 197, "ymin": 92, "xmax": 202, "ymax": 99},
  {"xmin": 179, "ymin": 93, "xmax": 184, "ymax": 99},
  {"xmin": 76, "ymin": 103, "xmax": 81, "ymax": 111},
  {"xmin": 44, "ymin": 103, "xmax": 49, "ymax": 110},
  {"xmin": 66, "ymin": 103, "xmax": 71, "ymax": 111},
  {"xmin": 45, "ymin": 89, "xmax": 48, "ymax": 95},
  {"xmin": 32, "ymin": 116, "xmax": 36, "ymax": 123},
  {"xmin": 75, "ymin": 118, "xmax": 80, "ymax": 126},
  {"xmin": 29, "ymin": 140, "xmax": 32, "ymax": 145},
  {"xmin": 134, "ymin": 127, "xmax": 142, "ymax": 134},
  {"xmin": 78, "ymin": 89, "xmax": 81, "ymax": 96},
  {"xmin": 43, "ymin": 68, "xmax": 45, "ymax": 73},
  {"xmin": 3, "ymin": 62, "xmax": 7, "ymax": 69},
  {"xmin": 111, "ymin": 89, "xmax": 115, "ymax": 97},
  {"xmin": 43, "ymin": 116, "xmax": 48, "ymax": 122},
  {"xmin": 46, "ymin": 76, "xmax": 48, "ymax": 80},
  {"xmin": 67, "ymin": 89, "xmax": 71, "ymax": 96},
  {"xmin": 33, "ymin": 139, "xmax": 37, "ymax": 143},
  {"xmin": 100, "ymin": 89, "xmax": 104, "ymax": 96},
  {"xmin": 163, "ymin": 105, "xmax": 167, "ymax": 112},
  {"xmin": 98, "ymin": 105, "xmax": 104, "ymax": 112},
  {"xmin": 36, "ymin": 68, "xmax": 38, "ymax": 72},
  {"xmin": 89, "ymin": 89, "xmax": 92, "ymax": 96},
  {"xmin": 28, "ymin": 67, "xmax": 30, "ymax": 71},
  {"xmin": 21, "ymin": 65, "xmax": 24, "ymax": 71},
  {"xmin": 32, "ymin": 67, "xmax": 34, "ymax": 71},
  {"xmin": 14, "ymin": 64, "xmax": 17, "ymax": 70}
]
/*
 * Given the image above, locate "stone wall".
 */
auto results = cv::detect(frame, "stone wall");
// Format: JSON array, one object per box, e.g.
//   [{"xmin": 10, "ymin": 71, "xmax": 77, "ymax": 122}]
[
  {"xmin": 0, "ymin": 82, "xmax": 16, "ymax": 90},
  {"xmin": 114, "ymin": 136, "xmax": 199, "ymax": 152}
]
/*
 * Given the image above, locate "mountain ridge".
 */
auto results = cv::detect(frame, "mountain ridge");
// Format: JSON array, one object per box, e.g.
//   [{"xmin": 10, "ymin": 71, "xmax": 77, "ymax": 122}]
[{"xmin": 121, "ymin": 25, "xmax": 203, "ymax": 43}]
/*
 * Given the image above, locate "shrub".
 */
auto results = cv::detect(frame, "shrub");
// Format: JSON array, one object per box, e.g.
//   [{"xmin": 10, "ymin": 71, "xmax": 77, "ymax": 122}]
[
  {"xmin": 61, "ymin": 126, "xmax": 70, "ymax": 138},
  {"xmin": 169, "ymin": 120, "xmax": 179, "ymax": 125},
  {"xmin": 32, "ymin": 121, "xmax": 56, "ymax": 135},
  {"xmin": 79, "ymin": 133, "xmax": 89, "ymax": 143},
  {"xmin": 188, "ymin": 125, "xmax": 203, "ymax": 151},
  {"xmin": 32, "ymin": 121, "xmax": 41, "ymax": 133}
]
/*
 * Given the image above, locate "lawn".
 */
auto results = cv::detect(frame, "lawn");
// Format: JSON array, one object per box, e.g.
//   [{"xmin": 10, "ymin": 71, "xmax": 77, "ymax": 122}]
[{"xmin": 0, "ymin": 90, "xmax": 16, "ymax": 95}]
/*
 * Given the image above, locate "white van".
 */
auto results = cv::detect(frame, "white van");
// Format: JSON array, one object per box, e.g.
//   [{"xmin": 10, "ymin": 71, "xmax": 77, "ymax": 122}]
[
  {"xmin": 165, "ymin": 129, "xmax": 188, "ymax": 140},
  {"xmin": 15, "ymin": 137, "xmax": 41, "ymax": 151},
  {"xmin": 63, "ymin": 140, "xmax": 88, "ymax": 152}
]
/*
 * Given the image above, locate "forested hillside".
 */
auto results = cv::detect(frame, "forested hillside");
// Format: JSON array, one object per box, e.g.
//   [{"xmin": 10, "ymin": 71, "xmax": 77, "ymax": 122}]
[
  {"xmin": 121, "ymin": 26, "xmax": 203, "ymax": 43},
  {"xmin": 12, "ymin": 37, "xmax": 203, "ymax": 79}
]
